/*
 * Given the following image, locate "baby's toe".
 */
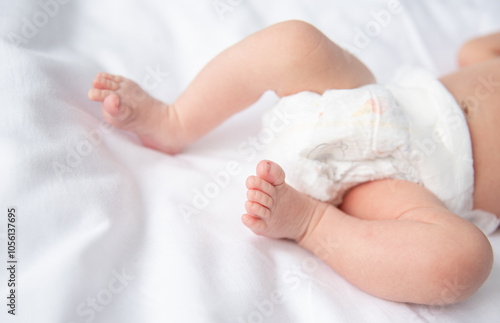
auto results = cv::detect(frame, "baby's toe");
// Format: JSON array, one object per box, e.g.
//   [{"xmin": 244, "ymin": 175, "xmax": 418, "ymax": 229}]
[
  {"xmin": 102, "ymin": 94, "xmax": 132, "ymax": 124},
  {"xmin": 241, "ymin": 214, "xmax": 268, "ymax": 235},
  {"xmin": 88, "ymin": 88, "xmax": 114, "ymax": 102},
  {"xmin": 245, "ymin": 201, "xmax": 271, "ymax": 219},
  {"xmin": 245, "ymin": 176, "xmax": 276, "ymax": 197},
  {"xmin": 93, "ymin": 76, "xmax": 120, "ymax": 90},
  {"xmin": 98, "ymin": 72, "xmax": 123, "ymax": 82},
  {"xmin": 256, "ymin": 160, "xmax": 286, "ymax": 187},
  {"xmin": 247, "ymin": 189, "xmax": 273, "ymax": 209}
]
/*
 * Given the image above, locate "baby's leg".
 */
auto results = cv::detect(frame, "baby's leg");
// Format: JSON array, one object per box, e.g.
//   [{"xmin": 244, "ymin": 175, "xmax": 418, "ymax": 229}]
[
  {"xmin": 244, "ymin": 161, "xmax": 493, "ymax": 305},
  {"xmin": 88, "ymin": 20, "xmax": 374, "ymax": 154}
]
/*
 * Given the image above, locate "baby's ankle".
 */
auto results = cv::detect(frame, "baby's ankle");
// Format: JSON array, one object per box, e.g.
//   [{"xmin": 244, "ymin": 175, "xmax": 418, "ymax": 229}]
[
  {"xmin": 297, "ymin": 201, "xmax": 331, "ymax": 246},
  {"xmin": 166, "ymin": 103, "xmax": 209, "ymax": 148}
]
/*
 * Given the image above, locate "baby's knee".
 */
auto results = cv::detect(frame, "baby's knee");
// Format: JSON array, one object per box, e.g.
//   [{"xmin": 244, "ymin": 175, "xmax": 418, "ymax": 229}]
[
  {"xmin": 457, "ymin": 38, "xmax": 490, "ymax": 67},
  {"xmin": 426, "ymin": 224, "xmax": 493, "ymax": 305},
  {"xmin": 266, "ymin": 20, "xmax": 325, "ymax": 59},
  {"xmin": 272, "ymin": 19, "xmax": 321, "ymax": 38},
  {"xmin": 457, "ymin": 40, "xmax": 476, "ymax": 67}
]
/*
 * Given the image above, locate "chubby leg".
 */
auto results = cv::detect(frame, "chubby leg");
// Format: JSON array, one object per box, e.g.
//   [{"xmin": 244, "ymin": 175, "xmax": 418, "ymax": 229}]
[
  {"xmin": 244, "ymin": 160, "xmax": 493, "ymax": 305},
  {"xmin": 88, "ymin": 20, "xmax": 374, "ymax": 154}
]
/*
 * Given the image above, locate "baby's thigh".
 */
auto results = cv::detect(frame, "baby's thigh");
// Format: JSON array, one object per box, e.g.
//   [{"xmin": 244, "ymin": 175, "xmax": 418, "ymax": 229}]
[{"xmin": 339, "ymin": 179, "xmax": 447, "ymax": 221}]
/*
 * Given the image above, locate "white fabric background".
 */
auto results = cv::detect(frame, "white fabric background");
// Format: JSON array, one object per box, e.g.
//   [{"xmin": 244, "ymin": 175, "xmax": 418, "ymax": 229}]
[{"xmin": 0, "ymin": 0, "xmax": 499, "ymax": 322}]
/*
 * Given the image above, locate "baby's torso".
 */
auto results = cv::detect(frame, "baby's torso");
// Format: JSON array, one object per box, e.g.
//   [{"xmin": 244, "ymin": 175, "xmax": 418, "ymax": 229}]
[{"xmin": 439, "ymin": 58, "xmax": 500, "ymax": 216}]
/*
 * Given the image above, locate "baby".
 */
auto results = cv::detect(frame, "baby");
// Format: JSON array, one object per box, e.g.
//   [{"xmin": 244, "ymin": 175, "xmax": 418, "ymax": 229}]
[{"xmin": 88, "ymin": 21, "xmax": 500, "ymax": 305}]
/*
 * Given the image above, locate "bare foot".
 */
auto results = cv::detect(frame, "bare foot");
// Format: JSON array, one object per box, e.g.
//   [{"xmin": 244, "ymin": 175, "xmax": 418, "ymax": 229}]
[
  {"xmin": 88, "ymin": 72, "xmax": 186, "ymax": 154},
  {"xmin": 243, "ymin": 160, "xmax": 328, "ymax": 242}
]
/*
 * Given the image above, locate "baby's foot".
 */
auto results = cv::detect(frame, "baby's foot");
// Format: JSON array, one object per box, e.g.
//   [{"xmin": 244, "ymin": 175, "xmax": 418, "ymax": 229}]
[
  {"xmin": 88, "ymin": 72, "xmax": 185, "ymax": 154},
  {"xmin": 243, "ymin": 160, "xmax": 327, "ymax": 242}
]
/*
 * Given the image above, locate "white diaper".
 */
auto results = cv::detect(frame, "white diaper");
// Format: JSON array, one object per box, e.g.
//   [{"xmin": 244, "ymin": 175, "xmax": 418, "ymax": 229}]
[{"xmin": 261, "ymin": 66, "xmax": 500, "ymax": 235}]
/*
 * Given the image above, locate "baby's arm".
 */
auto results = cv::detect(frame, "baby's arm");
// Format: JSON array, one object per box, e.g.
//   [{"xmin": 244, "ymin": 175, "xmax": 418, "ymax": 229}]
[{"xmin": 458, "ymin": 32, "xmax": 500, "ymax": 67}]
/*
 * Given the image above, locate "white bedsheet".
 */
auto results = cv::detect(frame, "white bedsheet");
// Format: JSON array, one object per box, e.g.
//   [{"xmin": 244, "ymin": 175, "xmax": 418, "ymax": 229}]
[{"xmin": 1, "ymin": 0, "xmax": 499, "ymax": 322}]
